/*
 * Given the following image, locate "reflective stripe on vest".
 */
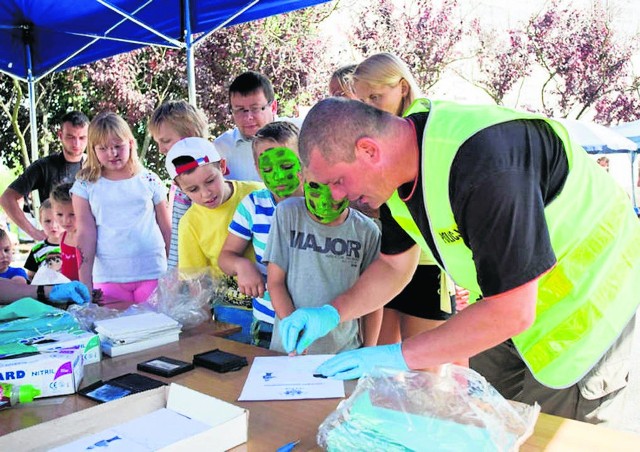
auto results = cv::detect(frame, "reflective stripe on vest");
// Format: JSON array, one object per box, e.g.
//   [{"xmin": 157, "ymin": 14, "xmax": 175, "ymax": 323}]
[{"xmin": 387, "ymin": 99, "xmax": 640, "ymax": 388}]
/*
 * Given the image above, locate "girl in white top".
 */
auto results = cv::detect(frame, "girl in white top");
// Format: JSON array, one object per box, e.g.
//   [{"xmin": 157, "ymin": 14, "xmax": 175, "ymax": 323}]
[{"xmin": 72, "ymin": 112, "xmax": 170, "ymax": 308}]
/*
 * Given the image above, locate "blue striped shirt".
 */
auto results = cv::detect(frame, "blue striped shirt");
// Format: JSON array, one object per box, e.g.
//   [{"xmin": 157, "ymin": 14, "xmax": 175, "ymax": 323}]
[{"xmin": 228, "ymin": 188, "xmax": 278, "ymax": 323}]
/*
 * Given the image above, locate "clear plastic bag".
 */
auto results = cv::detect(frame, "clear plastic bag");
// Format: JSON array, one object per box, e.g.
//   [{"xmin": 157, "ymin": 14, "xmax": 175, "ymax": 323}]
[
  {"xmin": 67, "ymin": 301, "xmax": 125, "ymax": 331},
  {"xmin": 318, "ymin": 365, "xmax": 539, "ymax": 452},
  {"xmin": 144, "ymin": 268, "xmax": 215, "ymax": 329},
  {"xmin": 0, "ymin": 299, "xmax": 82, "ymax": 345},
  {"xmin": 68, "ymin": 269, "xmax": 215, "ymax": 331}
]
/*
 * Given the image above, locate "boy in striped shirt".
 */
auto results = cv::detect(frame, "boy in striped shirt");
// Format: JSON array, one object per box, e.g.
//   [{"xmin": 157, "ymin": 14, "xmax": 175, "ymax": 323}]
[{"xmin": 219, "ymin": 121, "xmax": 303, "ymax": 348}]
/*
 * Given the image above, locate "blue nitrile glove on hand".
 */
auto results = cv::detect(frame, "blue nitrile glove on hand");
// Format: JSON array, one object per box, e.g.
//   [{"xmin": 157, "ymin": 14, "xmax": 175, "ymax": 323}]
[
  {"xmin": 315, "ymin": 343, "xmax": 409, "ymax": 380},
  {"xmin": 49, "ymin": 282, "xmax": 91, "ymax": 305},
  {"xmin": 280, "ymin": 305, "xmax": 341, "ymax": 354}
]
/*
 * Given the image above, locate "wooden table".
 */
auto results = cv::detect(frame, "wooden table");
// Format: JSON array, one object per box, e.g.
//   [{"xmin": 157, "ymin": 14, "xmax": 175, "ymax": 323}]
[{"xmin": 1, "ymin": 332, "xmax": 638, "ymax": 451}]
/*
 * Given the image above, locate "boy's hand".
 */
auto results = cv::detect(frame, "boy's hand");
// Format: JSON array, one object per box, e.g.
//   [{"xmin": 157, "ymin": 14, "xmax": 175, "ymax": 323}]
[
  {"xmin": 314, "ymin": 343, "xmax": 409, "ymax": 380},
  {"xmin": 236, "ymin": 261, "xmax": 266, "ymax": 298},
  {"xmin": 49, "ymin": 281, "xmax": 91, "ymax": 305},
  {"xmin": 279, "ymin": 305, "xmax": 340, "ymax": 354}
]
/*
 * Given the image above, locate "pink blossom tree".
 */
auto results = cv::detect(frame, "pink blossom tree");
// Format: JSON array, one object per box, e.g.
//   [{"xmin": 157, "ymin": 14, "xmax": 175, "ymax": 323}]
[
  {"xmin": 471, "ymin": 25, "xmax": 533, "ymax": 106},
  {"xmin": 526, "ymin": 0, "xmax": 639, "ymax": 122},
  {"xmin": 349, "ymin": 0, "xmax": 465, "ymax": 92}
]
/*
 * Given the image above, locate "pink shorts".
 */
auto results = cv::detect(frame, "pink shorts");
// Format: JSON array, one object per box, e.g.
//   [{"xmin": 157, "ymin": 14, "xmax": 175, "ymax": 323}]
[{"xmin": 95, "ymin": 279, "xmax": 158, "ymax": 308}]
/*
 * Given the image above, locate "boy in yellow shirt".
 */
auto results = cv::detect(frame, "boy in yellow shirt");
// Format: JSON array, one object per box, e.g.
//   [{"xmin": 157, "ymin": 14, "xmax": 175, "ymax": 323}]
[{"xmin": 165, "ymin": 138, "xmax": 263, "ymax": 277}]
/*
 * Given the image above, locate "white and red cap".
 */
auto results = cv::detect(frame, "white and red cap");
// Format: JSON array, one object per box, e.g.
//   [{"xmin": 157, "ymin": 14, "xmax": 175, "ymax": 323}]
[{"xmin": 165, "ymin": 137, "xmax": 221, "ymax": 179}]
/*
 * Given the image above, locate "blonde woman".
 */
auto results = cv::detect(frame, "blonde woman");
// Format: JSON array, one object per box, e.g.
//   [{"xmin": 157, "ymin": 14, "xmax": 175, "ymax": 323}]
[{"xmin": 353, "ymin": 53, "xmax": 463, "ymax": 349}]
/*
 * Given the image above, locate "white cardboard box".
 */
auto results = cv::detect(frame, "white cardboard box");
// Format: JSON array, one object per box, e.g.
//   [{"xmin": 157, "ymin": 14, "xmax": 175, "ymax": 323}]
[
  {"xmin": 20, "ymin": 330, "xmax": 102, "ymax": 365},
  {"xmin": 0, "ymin": 348, "xmax": 83, "ymax": 397},
  {"xmin": 0, "ymin": 383, "xmax": 249, "ymax": 451}
]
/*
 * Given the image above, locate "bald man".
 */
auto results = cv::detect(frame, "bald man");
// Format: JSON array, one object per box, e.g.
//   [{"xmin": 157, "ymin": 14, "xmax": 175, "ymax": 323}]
[{"xmin": 278, "ymin": 97, "xmax": 640, "ymax": 426}]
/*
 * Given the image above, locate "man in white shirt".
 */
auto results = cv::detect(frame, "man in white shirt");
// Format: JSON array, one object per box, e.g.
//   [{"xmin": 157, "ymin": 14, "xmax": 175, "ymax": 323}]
[{"xmin": 215, "ymin": 71, "xmax": 301, "ymax": 181}]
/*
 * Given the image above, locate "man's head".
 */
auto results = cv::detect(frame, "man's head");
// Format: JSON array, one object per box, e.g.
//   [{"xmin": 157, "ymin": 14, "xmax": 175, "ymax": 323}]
[
  {"xmin": 50, "ymin": 182, "xmax": 76, "ymax": 234},
  {"xmin": 149, "ymin": 100, "xmax": 210, "ymax": 155},
  {"xmin": 228, "ymin": 71, "xmax": 277, "ymax": 139},
  {"xmin": 299, "ymin": 98, "xmax": 397, "ymax": 209},
  {"xmin": 39, "ymin": 199, "xmax": 61, "ymax": 242},
  {"xmin": 166, "ymin": 138, "xmax": 228, "ymax": 209},
  {"xmin": 57, "ymin": 111, "xmax": 89, "ymax": 163},
  {"xmin": 597, "ymin": 156, "xmax": 610, "ymax": 172}
]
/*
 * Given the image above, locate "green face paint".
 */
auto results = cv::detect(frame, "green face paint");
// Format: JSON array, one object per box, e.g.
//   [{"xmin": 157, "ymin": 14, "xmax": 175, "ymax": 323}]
[
  {"xmin": 258, "ymin": 147, "xmax": 301, "ymax": 198},
  {"xmin": 304, "ymin": 181, "xmax": 349, "ymax": 224}
]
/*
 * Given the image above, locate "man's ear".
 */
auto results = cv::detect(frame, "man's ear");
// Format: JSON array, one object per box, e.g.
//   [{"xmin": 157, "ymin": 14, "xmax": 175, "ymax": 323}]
[
  {"xmin": 354, "ymin": 137, "xmax": 380, "ymax": 164},
  {"xmin": 57, "ymin": 129, "xmax": 63, "ymax": 141},
  {"xmin": 270, "ymin": 99, "xmax": 278, "ymax": 116}
]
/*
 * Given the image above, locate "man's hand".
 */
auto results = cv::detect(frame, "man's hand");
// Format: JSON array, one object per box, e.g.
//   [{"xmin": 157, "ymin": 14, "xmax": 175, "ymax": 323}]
[
  {"xmin": 29, "ymin": 228, "xmax": 47, "ymax": 242},
  {"xmin": 49, "ymin": 282, "xmax": 91, "ymax": 305},
  {"xmin": 315, "ymin": 343, "xmax": 409, "ymax": 380},
  {"xmin": 279, "ymin": 305, "xmax": 340, "ymax": 354}
]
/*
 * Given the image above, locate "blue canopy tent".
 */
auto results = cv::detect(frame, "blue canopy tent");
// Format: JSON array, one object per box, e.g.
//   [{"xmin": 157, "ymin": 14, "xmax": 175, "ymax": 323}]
[
  {"xmin": 0, "ymin": 0, "xmax": 331, "ymax": 163},
  {"xmin": 556, "ymin": 118, "xmax": 639, "ymax": 211}
]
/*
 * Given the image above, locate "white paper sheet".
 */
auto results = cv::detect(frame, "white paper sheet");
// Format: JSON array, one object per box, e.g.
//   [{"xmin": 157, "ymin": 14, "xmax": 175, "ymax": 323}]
[{"xmin": 238, "ymin": 355, "xmax": 344, "ymax": 401}]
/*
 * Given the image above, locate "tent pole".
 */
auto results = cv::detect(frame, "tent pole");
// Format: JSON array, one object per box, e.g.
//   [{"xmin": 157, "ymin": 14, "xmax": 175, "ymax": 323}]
[
  {"xmin": 27, "ymin": 74, "xmax": 38, "ymax": 166},
  {"xmin": 187, "ymin": 45, "xmax": 196, "ymax": 106},
  {"xmin": 25, "ymin": 38, "xmax": 41, "ymax": 225},
  {"xmin": 184, "ymin": 0, "xmax": 196, "ymax": 106}
]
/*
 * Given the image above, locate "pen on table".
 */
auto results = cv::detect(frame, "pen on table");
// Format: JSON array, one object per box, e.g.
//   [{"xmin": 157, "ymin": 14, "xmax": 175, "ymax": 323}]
[{"xmin": 276, "ymin": 439, "xmax": 300, "ymax": 452}]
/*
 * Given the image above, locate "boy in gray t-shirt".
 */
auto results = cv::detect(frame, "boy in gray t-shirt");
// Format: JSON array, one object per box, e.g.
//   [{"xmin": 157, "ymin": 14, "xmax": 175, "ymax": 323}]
[{"xmin": 263, "ymin": 181, "xmax": 382, "ymax": 354}]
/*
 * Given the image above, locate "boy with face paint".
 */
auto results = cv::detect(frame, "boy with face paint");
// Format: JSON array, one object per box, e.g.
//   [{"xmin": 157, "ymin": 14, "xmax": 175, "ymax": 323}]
[
  {"xmin": 263, "ymin": 175, "xmax": 383, "ymax": 355},
  {"xmin": 219, "ymin": 122, "xmax": 304, "ymax": 348}
]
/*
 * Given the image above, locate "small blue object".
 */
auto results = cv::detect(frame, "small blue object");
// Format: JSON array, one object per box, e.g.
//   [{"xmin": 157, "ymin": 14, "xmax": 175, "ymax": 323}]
[{"xmin": 276, "ymin": 439, "xmax": 300, "ymax": 452}]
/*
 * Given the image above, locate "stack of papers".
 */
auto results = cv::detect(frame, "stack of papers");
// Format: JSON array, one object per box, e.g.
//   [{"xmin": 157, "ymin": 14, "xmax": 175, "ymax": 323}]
[{"xmin": 94, "ymin": 312, "xmax": 182, "ymax": 357}]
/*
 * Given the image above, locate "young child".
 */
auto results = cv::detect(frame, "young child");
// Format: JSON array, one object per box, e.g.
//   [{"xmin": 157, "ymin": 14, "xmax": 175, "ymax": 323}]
[
  {"xmin": 24, "ymin": 199, "xmax": 62, "ymax": 280},
  {"xmin": 0, "ymin": 228, "xmax": 28, "ymax": 283},
  {"xmin": 263, "ymin": 180, "xmax": 382, "ymax": 355},
  {"xmin": 72, "ymin": 112, "xmax": 171, "ymax": 307},
  {"xmin": 219, "ymin": 121, "xmax": 304, "ymax": 348},
  {"xmin": 50, "ymin": 182, "xmax": 80, "ymax": 281},
  {"xmin": 165, "ymin": 137, "xmax": 263, "ymax": 277},
  {"xmin": 148, "ymin": 100, "xmax": 209, "ymax": 269}
]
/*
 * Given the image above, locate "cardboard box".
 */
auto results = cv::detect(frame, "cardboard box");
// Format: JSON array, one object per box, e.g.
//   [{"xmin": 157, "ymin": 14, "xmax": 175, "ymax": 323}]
[
  {"xmin": 20, "ymin": 330, "xmax": 102, "ymax": 365},
  {"xmin": 0, "ymin": 348, "xmax": 83, "ymax": 397},
  {"xmin": 0, "ymin": 384, "xmax": 248, "ymax": 451}
]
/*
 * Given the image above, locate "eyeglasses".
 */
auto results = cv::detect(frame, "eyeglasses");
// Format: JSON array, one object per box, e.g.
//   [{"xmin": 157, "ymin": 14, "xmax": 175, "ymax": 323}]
[{"xmin": 229, "ymin": 102, "xmax": 272, "ymax": 116}]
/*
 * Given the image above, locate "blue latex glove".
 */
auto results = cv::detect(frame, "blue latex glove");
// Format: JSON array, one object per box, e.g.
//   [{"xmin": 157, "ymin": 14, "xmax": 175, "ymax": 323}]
[
  {"xmin": 315, "ymin": 343, "xmax": 409, "ymax": 380},
  {"xmin": 279, "ymin": 305, "xmax": 340, "ymax": 354},
  {"xmin": 49, "ymin": 282, "xmax": 91, "ymax": 305}
]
